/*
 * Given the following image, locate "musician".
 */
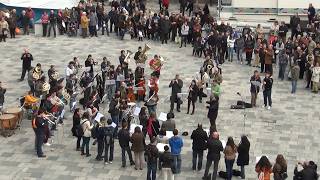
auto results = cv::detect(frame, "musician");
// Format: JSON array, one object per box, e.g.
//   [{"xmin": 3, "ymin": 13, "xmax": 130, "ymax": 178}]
[
  {"xmin": 66, "ymin": 74, "xmax": 77, "ymax": 111},
  {"xmin": 119, "ymin": 82, "xmax": 128, "ymax": 100},
  {"xmin": 105, "ymin": 65, "xmax": 116, "ymax": 101},
  {"xmin": 148, "ymin": 73, "xmax": 159, "ymax": 97},
  {"xmin": 136, "ymin": 77, "xmax": 146, "ymax": 102},
  {"xmin": 48, "ymin": 91, "xmax": 65, "ymax": 124},
  {"xmin": 101, "ymin": 57, "xmax": 110, "ymax": 88},
  {"xmin": 134, "ymin": 66, "xmax": 144, "ymax": 85},
  {"xmin": 23, "ymin": 91, "xmax": 38, "ymax": 108},
  {"xmin": 28, "ymin": 63, "xmax": 43, "ymax": 94},
  {"xmin": 169, "ymin": 74, "xmax": 183, "ymax": 112},
  {"xmin": 187, "ymin": 80, "xmax": 199, "ymax": 115},
  {"xmin": 72, "ymin": 57, "xmax": 82, "ymax": 75},
  {"xmin": 33, "ymin": 109, "xmax": 47, "ymax": 158},
  {"xmin": 203, "ymin": 56, "xmax": 213, "ymax": 72},
  {"xmin": 85, "ymin": 54, "xmax": 96, "ymax": 77},
  {"xmin": 195, "ymin": 68, "xmax": 209, "ymax": 103},
  {"xmin": 20, "ymin": 48, "xmax": 33, "ymax": 81},
  {"xmin": 34, "ymin": 76, "xmax": 47, "ymax": 98},
  {"xmin": 119, "ymin": 50, "xmax": 129, "ymax": 78},
  {"xmin": 80, "ymin": 72, "xmax": 92, "ymax": 109},
  {"xmin": 206, "ymin": 95, "xmax": 219, "ymax": 131},
  {"xmin": 87, "ymin": 89, "xmax": 100, "ymax": 110},
  {"xmin": 95, "ymin": 73, "xmax": 105, "ymax": 100},
  {"xmin": 250, "ymin": 70, "xmax": 261, "ymax": 107},
  {"xmin": 108, "ymin": 94, "xmax": 120, "ymax": 137},
  {"xmin": 145, "ymin": 93, "xmax": 159, "ymax": 115},
  {"xmin": 134, "ymin": 46, "xmax": 142, "ymax": 64},
  {"xmin": 146, "ymin": 112, "xmax": 160, "ymax": 139},
  {"xmin": 149, "ymin": 55, "xmax": 162, "ymax": 78},
  {"xmin": 48, "ymin": 65, "xmax": 57, "ymax": 82},
  {"xmin": 0, "ymin": 81, "xmax": 6, "ymax": 109},
  {"xmin": 65, "ymin": 61, "xmax": 76, "ymax": 80}
]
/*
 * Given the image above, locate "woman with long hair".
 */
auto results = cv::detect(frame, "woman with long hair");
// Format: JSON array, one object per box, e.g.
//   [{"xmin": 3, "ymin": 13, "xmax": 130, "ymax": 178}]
[
  {"xmin": 224, "ymin": 136, "xmax": 237, "ymax": 180},
  {"xmin": 273, "ymin": 154, "xmax": 288, "ymax": 180},
  {"xmin": 72, "ymin": 108, "xmax": 82, "ymax": 151},
  {"xmin": 146, "ymin": 112, "xmax": 160, "ymax": 140},
  {"xmin": 139, "ymin": 107, "xmax": 148, "ymax": 137},
  {"xmin": 130, "ymin": 126, "xmax": 145, "ymax": 170},
  {"xmin": 237, "ymin": 135, "xmax": 250, "ymax": 179},
  {"xmin": 255, "ymin": 156, "xmax": 272, "ymax": 180},
  {"xmin": 187, "ymin": 80, "xmax": 199, "ymax": 115}
]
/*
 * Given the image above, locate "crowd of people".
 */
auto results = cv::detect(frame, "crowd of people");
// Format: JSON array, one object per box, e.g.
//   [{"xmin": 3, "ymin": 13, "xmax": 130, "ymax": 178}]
[{"xmin": 0, "ymin": 0, "xmax": 320, "ymax": 180}]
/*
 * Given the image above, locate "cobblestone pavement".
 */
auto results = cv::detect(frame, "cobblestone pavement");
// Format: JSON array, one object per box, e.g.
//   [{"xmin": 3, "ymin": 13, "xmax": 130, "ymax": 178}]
[{"xmin": 0, "ymin": 22, "xmax": 319, "ymax": 180}]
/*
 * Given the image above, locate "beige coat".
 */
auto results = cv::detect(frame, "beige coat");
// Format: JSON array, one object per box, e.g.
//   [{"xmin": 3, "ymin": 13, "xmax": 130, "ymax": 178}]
[{"xmin": 0, "ymin": 20, "xmax": 9, "ymax": 35}]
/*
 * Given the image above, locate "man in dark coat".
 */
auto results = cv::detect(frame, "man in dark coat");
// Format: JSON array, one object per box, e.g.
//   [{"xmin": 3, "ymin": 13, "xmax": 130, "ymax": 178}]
[
  {"xmin": 118, "ymin": 121, "xmax": 135, "ymax": 167},
  {"xmin": 206, "ymin": 95, "xmax": 219, "ymax": 131},
  {"xmin": 307, "ymin": 3, "xmax": 316, "ymax": 24},
  {"xmin": 294, "ymin": 161, "xmax": 319, "ymax": 180},
  {"xmin": 20, "ymin": 49, "xmax": 33, "ymax": 81},
  {"xmin": 191, "ymin": 124, "xmax": 208, "ymax": 171},
  {"xmin": 203, "ymin": 132, "xmax": 223, "ymax": 180},
  {"xmin": 179, "ymin": 0, "xmax": 187, "ymax": 16},
  {"xmin": 0, "ymin": 81, "xmax": 6, "ymax": 108},
  {"xmin": 159, "ymin": 16, "xmax": 171, "ymax": 44},
  {"xmin": 290, "ymin": 13, "xmax": 300, "ymax": 39},
  {"xmin": 169, "ymin": 74, "xmax": 183, "ymax": 112}
]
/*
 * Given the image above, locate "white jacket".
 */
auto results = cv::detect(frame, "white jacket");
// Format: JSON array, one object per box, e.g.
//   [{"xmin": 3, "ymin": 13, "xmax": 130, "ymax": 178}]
[
  {"xmin": 81, "ymin": 119, "xmax": 93, "ymax": 137},
  {"xmin": 227, "ymin": 37, "xmax": 235, "ymax": 48},
  {"xmin": 194, "ymin": 72, "xmax": 209, "ymax": 85},
  {"xmin": 181, "ymin": 24, "xmax": 189, "ymax": 36},
  {"xmin": 312, "ymin": 67, "xmax": 320, "ymax": 83}
]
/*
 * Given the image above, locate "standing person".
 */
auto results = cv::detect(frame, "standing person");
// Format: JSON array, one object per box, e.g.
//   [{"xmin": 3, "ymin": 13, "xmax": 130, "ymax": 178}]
[
  {"xmin": 191, "ymin": 124, "xmax": 208, "ymax": 171},
  {"xmin": 194, "ymin": 68, "xmax": 209, "ymax": 103},
  {"xmin": 80, "ymin": 112, "xmax": 93, "ymax": 157},
  {"xmin": 89, "ymin": 11, "xmax": 98, "ymax": 37},
  {"xmin": 131, "ymin": 126, "xmax": 145, "ymax": 170},
  {"xmin": 161, "ymin": 112, "xmax": 176, "ymax": 132},
  {"xmin": 103, "ymin": 118, "xmax": 115, "ymax": 164},
  {"xmin": 278, "ymin": 50, "xmax": 289, "ymax": 81},
  {"xmin": 118, "ymin": 122, "xmax": 135, "ymax": 167},
  {"xmin": 169, "ymin": 129, "xmax": 183, "ymax": 174},
  {"xmin": 96, "ymin": 117, "xmax": 106, "ymax": 161},
  {"xmin": 224, "ymin": 137, "xmax": 237, "ymax": 180},
  {"xmin": 47, "ymin": 10, "xmax": 57, "ymax": 38},
  {"xmin": 21, "ymin": 10, "xmax": 30, "ymax": 35},
  {"xmin": 146, "ymin": 112, "xmax": 160, "ymax": 139},
  {"xmin": 244, "ymin": 34, "xmax": 254, "ymax": 66},
  {"xmin": 71, "ymin": 108, "xmax": 82, "ymax": 151},
  {"xmin": 262, "ymin": 72, "xmax": 273, "ymax": 110},
  {"xmin": 278, "ymin": 22, "xmax": 288, "ymax": 43},
  {"xmin": 159, "ymin": 145, "xmax": 174, "ymax": 180},
  {"xmin": 291, "ymin": 62, "xmax": 300, "ymax": 94},
  {"xmin": 236, "ymin": 135, "xmax": 250, "ymax": 179},
  {"xmin": 145, "ymin": 137, "xmax": 159, "ymax": 180},
  {"xmin": 290, "ymin": 13, "xmax": 300, "ymax": 39},
  {"xmin": 307, "ymin": 3, "xmax": 316, "ymax": 24},
  {"xmin": 180, "ymin": 21, "xmax": 189, "ymax": 48},
  {"xmin": 250, "ymin": 70, "xmax": 261, "ymax": 107},
  {"xmin": 203, "ymin": 132, "xmax": 223, "ymax": 180},
  {"xmin": 187, "ymin": 80, "xmax": 199, "ymax": 115},
  {"xmin": 255, "ymin": 156, "xmax": 273, "ymax": 180},
  {"xmin": 41, "ymin": 11, "xmax": 49, "ymax": 37},
  {"xmin": 227, "ymin": 34, "xmax": 235, "ymax": 62},
  {"xmin": 273, "ymin": 154, "xmax": 288, "ymax": 180},
  {"xmin": 311, "ymin": 62, "xmax": 320, "ymax": 93},
  {"xmin": 169, "ymin": 74, "xmax": 183, "ymax": 112},
  {"xmin": 7, "ymin": 9, "xmax": 17, "ymax": 39},
  {"xmin": 0, "ymin": 81, "xmax": 6, "ymax": 109},
  {"xmin": 265, "ymin": 44, "xmax": 274, "ymax": 75},
  {"xmin": 33, "ymin": 109, "xmax": 47, "ymax": 158},
  {"xmin": 0, "ymin": 17, "xmax": 9, "ymax": 42},
  {"xmin": 108, "ymin": 94, "xmax": 120, "ymax": 137},
  {"xmin": 20, "ymin": 49, "xmax": 33, "ymax": 81},
  {"xmin": 206, "ymin": 95, "xmax": 219, "ymax": 131},
  {"xmin": 81, "ymin": 12, "xmax": 89, "ymax": 38},
  {"xmin": 259, "ymin": 44, "xmax": 267, "ymax": 73},
  {"xmin": 160, "ymin": 16, "xmax": 171, "ymax": 44},
  {"xmin": 179, "ymin": 0, "xmax": 187, "ymax": 16},
  {"xmin": 235, "ymin": 35, "xmax": 244, "ymax": 64}
]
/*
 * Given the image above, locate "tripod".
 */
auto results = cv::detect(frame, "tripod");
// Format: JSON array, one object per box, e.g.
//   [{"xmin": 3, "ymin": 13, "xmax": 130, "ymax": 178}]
[{"xmin": 237, "ymin": 92, "xmax": 247, "ymax": 134}]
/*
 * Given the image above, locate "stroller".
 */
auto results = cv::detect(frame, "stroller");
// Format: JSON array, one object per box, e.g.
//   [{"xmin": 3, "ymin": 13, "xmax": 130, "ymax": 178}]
[{"xmin": 67, "ymin": 21, "xmax": 77, "ymax": 37}]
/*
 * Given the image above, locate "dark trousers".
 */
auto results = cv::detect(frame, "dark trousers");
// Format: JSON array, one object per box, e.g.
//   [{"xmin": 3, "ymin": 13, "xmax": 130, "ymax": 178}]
[
  {"xmin": 170, "ymin": 96, "xmax": 181, "ymax": 111},
  {"xmin": 187, "ymin": 99, "xmax": 195, "ymax": 114},
  {"xmin": 76, "ymin": 136, "xmax": 81, "ymax": 149},
  {"xmin": 291, "ymin": 28, "xmax": 298, "ymax": 39},
  {"xmin": 48, "ymin": 23, "xmax": 56, "ymax": 37},
  {"xmin": 109, "ymin": 21, "xmax": 114, "ymax": 33},
  {"xmin": 161, "ymin": 33, "xmax": 168, "ymax": 44},
  {"xmin": 192, "ymin": 150, "xmax": 203, "ymax": 171},
  {"xmin": 263, "ymin": 90, "xmax": 272, "ymax": 107},
  {"xmin": 0, "ymin": 34, "xmax": 6, "ymax": 42},
  {"xmin": 147, "ymin": 162, "xmax": 157, "ymax": 180},
  {"xmin": 225, "ymin": 159, "xmax": 235, "ymax": 180},
  {"xmin": 246, "ymin": 51, "xmax": 252, "ymax": 65},
  {"xmin": 265, "ymin": 64, "xmax": 273, "ymax": 75},
  {"xmin": 81, "ymin": 136, "xmax": 90, "ymax": 155},
  {"xmin": 42, "ymin": 23, "xmax": 48, "ymax": 37},
  {"xmin": 102, "ymin": 25, "xmax": 109, "ymax": 35},
  {"xmin": 9, "ymin": 27, "xmax": 15, "ymax": 38},
  {"xmin": 35, "ymin": 132, "xmax": 44, "ymax": 156},
  {"xmin": 97, "ymin": 139, "xmax": 104, "ymax": 159},
  {"xmin": 23, "ymin": 25, "xmax": 29, "ymax": 35},
  {"xmin": 21, "ymin": 66, "xmax": 31, "ymax": 80},
  {"xmin": 121, "ymin": 146, "xmax": 134, "ymax": 166},
  {"xmin": 171, "ymin": 29, "xmax": 177, "ymax": 41},
  {"xmin": 105, "ymin": 142, "xmax": 114, "ymax": 162},
  {"xmin": 278, "ymin": 64, "xmax": 286, "ymax": 80},
  {"xmin": 89, "ymin": 25, "xmax": 97, "ymax": 37},
  {"xmin": 204, "ymin": 158, "xmax": 219, "ymax": 180},
  {"xmin": 198, "ymin": 88, "xmax": 203, "ymax": 102},
  {"xmin": 180, "ymin": 35, "xmax": 187, "ymax": 47}
]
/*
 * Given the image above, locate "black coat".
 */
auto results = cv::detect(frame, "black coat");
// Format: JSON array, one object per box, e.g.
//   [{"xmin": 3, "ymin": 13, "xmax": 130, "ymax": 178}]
[
  {"xmin": 159, "ymin": 151, "xmax": 173, "ymax": 168},
  {"xmin": 236, "ymin": 142, "xmax": 250, "ymax": 166},
  {"xmin": 188, "ymin": 85, "xmax": 199, "ymax": 102},
  {"xmin": 21, "ymin": 53, "xmax": 33, "ymax": 69},
  {"xmin": 191, "ymin": 127, "xmax": 208, "ymax": 151},
  {"xmin": 207, "ymin": 100, "xmax": 219, "ymax": 120},
  {"xmin": 294, "ymin": 166, "xmax": 318, "ymax": 180},
  {"xmin": 169, "ymin": 79, "xmax": 183, "ymax": 97},
  {"xmin": 0, "ymin": 88, "xmax": 6, "ymax": 105},
  {"xmin": 206, "ymin": 138, "xmax": 223, "ymax": 160},
  {"xmin": 118, "ymin": 128, "xmax": 131, "ymax": 148}
]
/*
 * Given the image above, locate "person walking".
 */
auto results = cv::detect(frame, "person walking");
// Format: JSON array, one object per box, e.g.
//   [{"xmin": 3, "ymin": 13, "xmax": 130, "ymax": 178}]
[
  {"xmin": 20, "ymin": 49, "xmax": 33, "ymax": 81},
  {"xmin": 191, "ymin": 124, "xmax": 208, "ymax": 171},
  {"xmin": 159, "ymin": 145, "xmax": 174, "ymax": 180},
  {"xmin": 255, "ymin": 156, "xmax": 273, "ymax": 180},
  {"xmin": 290, "ymin": 62, "xmax": 300, "ymax": 94},
  {"xmin": 131, "ymin": 126, "xmax": 145, "ymax": 170},
  {"xmin": 203, "ymin": 132, "xmax": 223, "ymax": 180},
  {"xmin": 250, "ymin": 70, "xmax": 261, "ymax": 107},
  {"xmin": 273, "ymin": 154, "xmax": 288, "ymax": 180},
  {"xmin": 187, "ymin": 80, "xmax": 199, "ymax": 115},
  {"xmin": 81, "ymin": 112, "xmax": 93, "ymax": 157},
  {"xmin": 224, "ymin": 137, "xmax": 237, "ymax": 180},
  {"xmin": 206, "ymin": 95, "xmax": 219, "ymax": 131},
  {"xmin": 262, "ymin": 72, "xmax": 273, "ymax": 110},
  {"xmin": 236, "ymin": 135, "xmax": 250, "ymax": 179},
  {"xmin": 118, "ymin": 121, "xmax": 135, "ymax": 167},
  {"xmin": 169, "ymin": 129, "xmax": 183, "ymax": 174},
  {"xmin": 145, "ymin": 137, "xmax": 159, "ymax": 180}
]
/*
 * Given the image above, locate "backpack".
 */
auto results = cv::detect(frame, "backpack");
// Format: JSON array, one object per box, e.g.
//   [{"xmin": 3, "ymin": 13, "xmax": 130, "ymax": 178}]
[
  {"xmin": 75, "ymin": 120, "xmax": 87, "ymax": 137},
  {"xmin": 104, "ymin": 127, "xmax": 114, "ymax": 144},
  {"xmin": 145, "ymin": 144, "xmax": 157, "ymax": 162},
  {"xmin": 91, "ymin": 125, "xmax": 98, "ymax": 139}
]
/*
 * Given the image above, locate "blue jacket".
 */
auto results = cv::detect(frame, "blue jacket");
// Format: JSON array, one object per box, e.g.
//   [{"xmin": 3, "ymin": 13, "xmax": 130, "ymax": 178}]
[{"xmin": 169, "ymin": 136, "xmax": 183, "ymax": 155}]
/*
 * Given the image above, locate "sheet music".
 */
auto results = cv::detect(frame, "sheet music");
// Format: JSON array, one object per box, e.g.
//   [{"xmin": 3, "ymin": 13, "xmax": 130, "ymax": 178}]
[
  {"xmin": 105, "ymin": 79, "xmax": 116, "ymax": 85},
  {"xmin": 166, "ymin": 131, "xmax": 174, "ymax": 139},
  {"xmin": 158, "ymin": 112, "xmax": 167, "ymax": 121},
  {"xmin": 130, "ymin": 124, "xmax": 143, "ymax": 134},
  {"xmin": 94, "ymin": 112, "xmax": 104, "ymax": 122},
  {"xmin": 133, "ymin": 107, "xmax": 141, "ymax": 116},
  {"xmin": 116, "ymin": 74, "xmax": 125, "ymax": 82},
  {"xmin": 156, "ymin": 143, "xmax": 169, "ymax": 152}
]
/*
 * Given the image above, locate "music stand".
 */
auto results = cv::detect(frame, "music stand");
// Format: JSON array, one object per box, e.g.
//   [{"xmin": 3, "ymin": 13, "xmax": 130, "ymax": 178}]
[{"xmin": 237, "ymin": 92, "xmax": 247, "ymax": 134}]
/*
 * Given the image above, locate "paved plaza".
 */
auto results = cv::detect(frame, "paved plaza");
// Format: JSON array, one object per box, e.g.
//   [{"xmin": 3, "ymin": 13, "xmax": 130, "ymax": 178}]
[{"xmin": 0, "ymin": 30, "xmax": 319, "ymax": 180}]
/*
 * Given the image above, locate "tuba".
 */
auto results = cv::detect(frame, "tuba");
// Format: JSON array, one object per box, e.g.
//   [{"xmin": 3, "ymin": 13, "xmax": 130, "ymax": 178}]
[
  {"xmin": 124, "ymin": 50, "xmax": 133, "ymax": 63},
  {"xmin": 137, "ymin": 44, "xmax": 150, "ymax": 64},
  {"xmin": 42, "ymin": 82, "xmax": 51, "ymax": 92},
  {"xmin": 32, "ymin": 66, "xmax": 41, "ymax": 80},
  {"xmin": 61, "ymin": 89, "xmax": 70, "ymax": 102}
]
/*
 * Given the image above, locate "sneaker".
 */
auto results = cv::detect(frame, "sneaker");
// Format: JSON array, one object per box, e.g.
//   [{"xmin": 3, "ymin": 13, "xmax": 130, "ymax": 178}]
[
  {"xmin": 105, "ymin": 162, "xmax": 110, "ymax": 165},
  {"xmin": 44, "ymin": 142, "xmax": 51, "ymax": 146},
  {"xmin": 109, "ymin": 161, "xmax": 113, "ymax": 164},
  {"xmin": 267, "ymin": 106, "xmax": 271, "ymax": 110}
]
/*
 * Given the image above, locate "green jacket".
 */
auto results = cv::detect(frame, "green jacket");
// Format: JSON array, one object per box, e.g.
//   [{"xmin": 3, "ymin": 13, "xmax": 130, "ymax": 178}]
[{"xmin": 211, "ymin": 84, "xmax": 221, "ymax": 96}]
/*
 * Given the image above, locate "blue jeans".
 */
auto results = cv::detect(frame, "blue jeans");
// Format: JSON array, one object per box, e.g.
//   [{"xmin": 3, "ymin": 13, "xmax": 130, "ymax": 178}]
[
  {"xmin": 111, "ymin": 115, "xmax": 119, "ymax": 137},
  {"xmin": 106, "ymin": 85, "xmax": 116, "ymax": 101},
  {"xmin": 263, "ymin": 90, "xmax": 272, "ymax": 107},
  {"xmin": 121, "ymin": 146, "xmax": 134, "ymax": 166},
  {"xmin": 81, "ymin": 136, "xmax": 90, "ymax": 155},
  {"xmin": 228, "ymin": 47, "xmax": 234, "ymax": 61},
  {"xmin": 278, "ymin": 64, "xmax": 287, "ymax": 80},
  {"xmin": 35, "ymin": 131, "xmax": 44, "ymax": 156},
  {"xmin": 104, "ymin": 142, "xmax": 114, "ymax": 162},
  {"xmin": 236, "ymin": 48, "xmax": 243, "ymax": 62},
  {"xmin": 172, "ymin": 154, "xmax": 181, "ymax": 174},
  {"xmin": 147, "ymin": 162, "xmax": 157, "ymax": 180},
  {"xmin": 225, "ymin": 159, "xmax": 235, "ymax": 180},
  {"xmin": 291, "ymin": 80, "xmax": 297, "ymax": 93},
  {"xmin": 240, "ymin": 165, "xmax": 245, "ymax": 179},
  {"xmin": 192, "ymin": 150, "xmax": 203, "ymax": 171},
  {"xmin": 147, "ymin": 105, "xmax": 157, "ymax": 116}
]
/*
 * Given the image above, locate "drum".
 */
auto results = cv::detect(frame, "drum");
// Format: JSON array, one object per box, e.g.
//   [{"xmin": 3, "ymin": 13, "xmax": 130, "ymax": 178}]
[
  {"xmin": 4, "ymin": 107, "xmax": 22, "ymax": 129},
  {"xmin": 0, "ymin": 114, "xmax": 16, "ymax": 130}
]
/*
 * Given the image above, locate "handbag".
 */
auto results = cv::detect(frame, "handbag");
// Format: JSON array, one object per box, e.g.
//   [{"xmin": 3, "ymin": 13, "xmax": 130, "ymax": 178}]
[{"xmin": 281, "ymin": 172, "xmax": 288, "ymax": 179}]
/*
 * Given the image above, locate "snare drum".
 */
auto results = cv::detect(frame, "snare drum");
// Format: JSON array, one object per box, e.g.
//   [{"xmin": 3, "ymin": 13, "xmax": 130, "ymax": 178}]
[
  {"xmin": 4, "ymin": 107, "xmax": 22, "ymax": 129},
  {"xmin": 0, "ymin": 114, "xmax": 16, "ymax": 130}
]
